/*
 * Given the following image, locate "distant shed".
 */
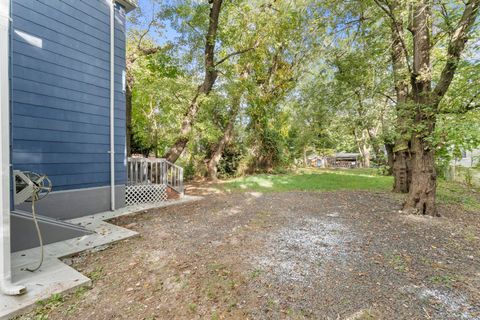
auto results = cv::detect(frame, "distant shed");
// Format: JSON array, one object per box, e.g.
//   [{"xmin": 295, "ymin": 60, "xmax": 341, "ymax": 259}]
[{"xmin": 327, "ymin": 152, "xmax": 360, "ymax": 168}]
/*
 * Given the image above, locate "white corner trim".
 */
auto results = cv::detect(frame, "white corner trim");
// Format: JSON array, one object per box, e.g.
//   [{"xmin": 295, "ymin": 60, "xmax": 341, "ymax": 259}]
[{"xmin": 0, "ymin": 0, "xmax": 26, "ymax": 296}]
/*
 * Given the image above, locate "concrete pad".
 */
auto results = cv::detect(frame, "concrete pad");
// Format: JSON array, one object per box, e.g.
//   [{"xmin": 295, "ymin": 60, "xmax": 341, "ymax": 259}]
[
  {"xmin": 1, "ymin": 258, "xmax": 90, "ymax": 320},
  {"xmin": 1, "ymin": 195, "xmax": 203, "ymax": 320}
]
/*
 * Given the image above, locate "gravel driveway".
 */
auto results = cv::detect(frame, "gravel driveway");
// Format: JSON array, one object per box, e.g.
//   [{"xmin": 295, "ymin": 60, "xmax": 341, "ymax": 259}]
[{"xmin": 19, "ymin": 189, "xmax": 480, "ymax": 319}]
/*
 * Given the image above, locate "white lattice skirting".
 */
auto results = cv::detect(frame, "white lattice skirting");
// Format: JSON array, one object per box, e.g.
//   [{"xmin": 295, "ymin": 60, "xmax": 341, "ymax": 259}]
[{"xmin": 126, "ymin": 184, "xmax": 168, "ymax": 206}]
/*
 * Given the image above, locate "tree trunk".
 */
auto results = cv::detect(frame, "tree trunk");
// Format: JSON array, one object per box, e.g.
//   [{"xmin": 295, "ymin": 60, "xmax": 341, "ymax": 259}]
[
  {"xmin": 403, "ymin": 0, "xmax": 479, "ymax": 215},
  {"xmin": 366, "ymin": 127, "xmax": 382, "ymax": 165},
  {"xmin": 355, "ymin": 128, "xmax": 370, "ymax": 168},
  {"xmin": 207, "ymin": 94, "xmax": 240, "ymax": 180},
  {"xmin": 392, "ymin": 149, "xmax": 411, "ymax": 192},
  {"xmin": 164, "ymin": 0, "xmax": 223, "ymax": 163},
  {"xmin": 385, "ymin": 143, "xmax": 394, "ymax": 175},
  {"xmin": 403, "ymin": 0, "xmax": 436, "ymax": 215},
  {"xmin": 404, "ymin": 128, "xmax": 438, "ymax": 216},
  {"xmin": 388, "ymin": 5, "xmax": 411, "ymax": 193},
  {"xmin": 363, "ymin": 148, "xmax": 370, "ymax": 168},
  {"xmin": 207, "ymin": 121, "xmax": 234, "ymax": 181},
  {"xmin": 303, "ymin": 146, "xmax": 308, "ymax": 167},
  {"xmin": 164, "ymin": 93, "xmax": 201, "ymax": 162}
]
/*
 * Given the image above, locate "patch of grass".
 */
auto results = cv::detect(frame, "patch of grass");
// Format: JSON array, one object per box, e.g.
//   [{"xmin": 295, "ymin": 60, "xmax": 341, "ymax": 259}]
[
  {"xmin": 285, "ymin": 307, "xmax": 309, "ymax": 319},
  {"xmin": 437, "ymin": 180, "xmax": 480, "ymax": 212},
  {"xmin": 385, "ymin": 253, "xmax": 410, "ymax": 273},
  {"xmin": 36, "ymin": 293, "xmax": 63, "ymax": 307},
  {"xmin": 428, "ymin": 274, "xmax": 461, "ymax": 287},
  {"xmin": 221, "ymin": 169, "xmax": 479, "ymax": 212},
  {"xmin": 24, "ymin": 285, "xmax": 91, "ymax": 320},
  {"xmin": 202, "ymin": 263, "xmax": 239, "ymax": 304},
  {"xmin": 223, "ymin": 169, "xmax": 392, "ymax": 193},
  {"xmin": 73, "ymin": 286, "xmax": 89, "ymax": 298},
  {"xmin": 250, "ymin": 268, "xmax": 263, "ymax": 279},
  {"xmin": 87, "ymin": 266, "xmax": 104, "ymax": 282},
  {"xmin": 30, "ymin": 293, "xmax": 64, "ymax": 319},
  {"xmin": 188, "ymin": 303, "xmax": 197, "ymax": 313}
]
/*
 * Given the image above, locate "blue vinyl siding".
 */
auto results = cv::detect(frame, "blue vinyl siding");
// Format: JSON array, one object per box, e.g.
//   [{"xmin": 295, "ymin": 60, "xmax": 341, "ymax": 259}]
[{"xmin": 11, "ymin": 0, "xmax": 127, "ymax": 191}]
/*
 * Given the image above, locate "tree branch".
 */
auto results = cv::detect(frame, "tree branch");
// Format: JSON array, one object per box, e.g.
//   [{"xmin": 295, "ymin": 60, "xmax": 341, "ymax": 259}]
[
  {"xmin": 373, "ymin": 0, "xmax": 412, "ymax": 74},
  {"xmin": 440, "ymin": 104, "xmax": 479, "ymax": 114},
  {"xmin": 185, "ymin": 20, "xmax": 203, "ymax": 37},
  {"xmin": 433, "ymin": 0, "xmax": 480, "ymax": 102},
  {"xmin": 440, "ymin": 91, "xmax": 480, "ymax": 114},
  {"xmin": 137, "ymin": 18, "xmax": 157, "ymax": 51},
  {"xmin": 214, "ymin": 45, "xmax": 257, "ymax": 67},
  {"xmin": 378, "ymin": 92, "xmax": 397, "ymax": 104}
]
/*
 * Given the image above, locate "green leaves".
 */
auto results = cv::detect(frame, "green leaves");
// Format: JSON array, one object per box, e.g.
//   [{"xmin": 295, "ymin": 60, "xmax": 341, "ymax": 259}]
[{"xmin": 127, "ymin": 0, "xmax": 480, "ymax": 175}]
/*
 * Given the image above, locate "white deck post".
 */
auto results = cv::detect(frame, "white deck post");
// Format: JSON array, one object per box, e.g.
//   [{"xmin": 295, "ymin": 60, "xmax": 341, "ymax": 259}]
[{"xmin": 0, "ymin": 0, "xmax": 25, "ymax": 295}]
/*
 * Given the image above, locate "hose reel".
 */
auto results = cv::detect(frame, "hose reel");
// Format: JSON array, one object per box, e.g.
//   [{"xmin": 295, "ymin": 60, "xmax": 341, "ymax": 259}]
[
  {"xmin": 14, "ymin": 171, "xmax": 52, "ymax": 205},
  {"xmin": 13, "ymin": 170, "xmax": 52, "ymax": 272}
]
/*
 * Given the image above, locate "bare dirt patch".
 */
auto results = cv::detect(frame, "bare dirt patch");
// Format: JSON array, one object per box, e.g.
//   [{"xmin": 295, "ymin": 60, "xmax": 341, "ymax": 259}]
[{"xmin": 19, "ymin": 190, "xmax": 480, "ymax": 319}]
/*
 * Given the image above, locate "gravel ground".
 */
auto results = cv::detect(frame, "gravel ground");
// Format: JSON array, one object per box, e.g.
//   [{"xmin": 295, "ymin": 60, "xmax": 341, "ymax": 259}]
[{"xmin": 19, "ymin": 189, "xmax": 480, "ymax": 320}]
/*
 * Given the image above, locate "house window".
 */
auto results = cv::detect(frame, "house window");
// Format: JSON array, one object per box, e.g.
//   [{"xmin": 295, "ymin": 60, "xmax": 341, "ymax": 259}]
[{"xmin": 461, "ymin": 150, "xmax": 467, "ymax": 159}]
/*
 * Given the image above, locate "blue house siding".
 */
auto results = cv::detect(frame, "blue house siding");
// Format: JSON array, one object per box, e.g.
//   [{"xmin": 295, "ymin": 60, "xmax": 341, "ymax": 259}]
[{"xmin": 11, "ymin": 0, "xmax": 127, "ymax": 192}]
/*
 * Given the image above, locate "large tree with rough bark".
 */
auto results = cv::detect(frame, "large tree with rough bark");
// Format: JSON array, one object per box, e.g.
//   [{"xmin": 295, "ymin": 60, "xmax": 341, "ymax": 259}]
[{"xmin": 374, "ymin": 0, "xmax": 480, "ymax": 215}]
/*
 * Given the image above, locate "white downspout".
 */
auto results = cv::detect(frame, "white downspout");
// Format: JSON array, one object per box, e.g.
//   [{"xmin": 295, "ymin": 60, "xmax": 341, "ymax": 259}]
[
  {"xmin": 0, "ymin": 0, "xmax": 25, "ymax": 295},
  {"xmin": 109, "ymin": 0, "xmax": 115, "ymax": 211}
]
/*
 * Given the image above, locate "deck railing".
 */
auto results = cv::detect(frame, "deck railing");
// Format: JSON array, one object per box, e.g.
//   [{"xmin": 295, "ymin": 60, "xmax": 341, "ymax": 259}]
[{"xmin": 127, "ymin": 157, "xmax": 184, "ymax": 195}]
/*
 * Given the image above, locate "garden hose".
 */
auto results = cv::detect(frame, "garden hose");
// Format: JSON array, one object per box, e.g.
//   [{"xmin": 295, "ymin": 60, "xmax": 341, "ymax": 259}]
[{"xmin": 26, "ymin": 195, "xmax": 44, "ymax": 272}]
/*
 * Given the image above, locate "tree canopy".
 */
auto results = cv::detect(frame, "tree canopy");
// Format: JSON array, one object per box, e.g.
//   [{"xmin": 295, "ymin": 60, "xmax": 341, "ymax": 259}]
[{"xmin": 127, "ymin": 0, "xmax": 480, "ymax": 215}]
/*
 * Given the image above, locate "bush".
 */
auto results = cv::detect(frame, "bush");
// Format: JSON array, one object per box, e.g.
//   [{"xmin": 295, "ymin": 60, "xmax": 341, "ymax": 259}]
[
  {"xmin": 217, "ymin": 145, "xmax": 243, "ymax": 179},
  {"xmin": 182, "ymin": 162, "xmax": 196, "ymax": 181}
]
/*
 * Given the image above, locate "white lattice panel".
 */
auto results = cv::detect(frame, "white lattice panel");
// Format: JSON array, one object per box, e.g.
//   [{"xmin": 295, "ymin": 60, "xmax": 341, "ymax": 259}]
[{"xmin": 126, "ymin": 184, "xmax": 168, "ymax": 206}]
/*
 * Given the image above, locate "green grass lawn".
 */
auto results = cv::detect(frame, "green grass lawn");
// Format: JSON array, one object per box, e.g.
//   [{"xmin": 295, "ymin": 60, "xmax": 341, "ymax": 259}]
[
  {"xmin": 222, "ymin": 168, "xmax": 480, "ymax": 212},
  {"xmin": 437, "ymin": 180, "xmax": 480, "ymax": 212},
  {"xmin": 223, "ymin": 168, "xmax": 392, "ymax": 193}
]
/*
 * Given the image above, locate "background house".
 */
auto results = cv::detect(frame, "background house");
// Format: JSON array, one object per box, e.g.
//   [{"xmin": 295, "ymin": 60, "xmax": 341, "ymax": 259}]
[
  {"xmin": 307, "ymin": 152, "xmax": 361, "ymax": 168},
  {"xmin": 452, "ymin": 149, "xmax": 480, "ymax": 168},
  {"xmin": 446, "ymin": 149, "xmax": 480, "ymax": 188},
  {"xmin": 307, "ymin": 154, "xmax": 326, "ymax": 167},
  {"xmin": 326, "ymin": 152, "xmax": 361, "ymax": 168}
]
